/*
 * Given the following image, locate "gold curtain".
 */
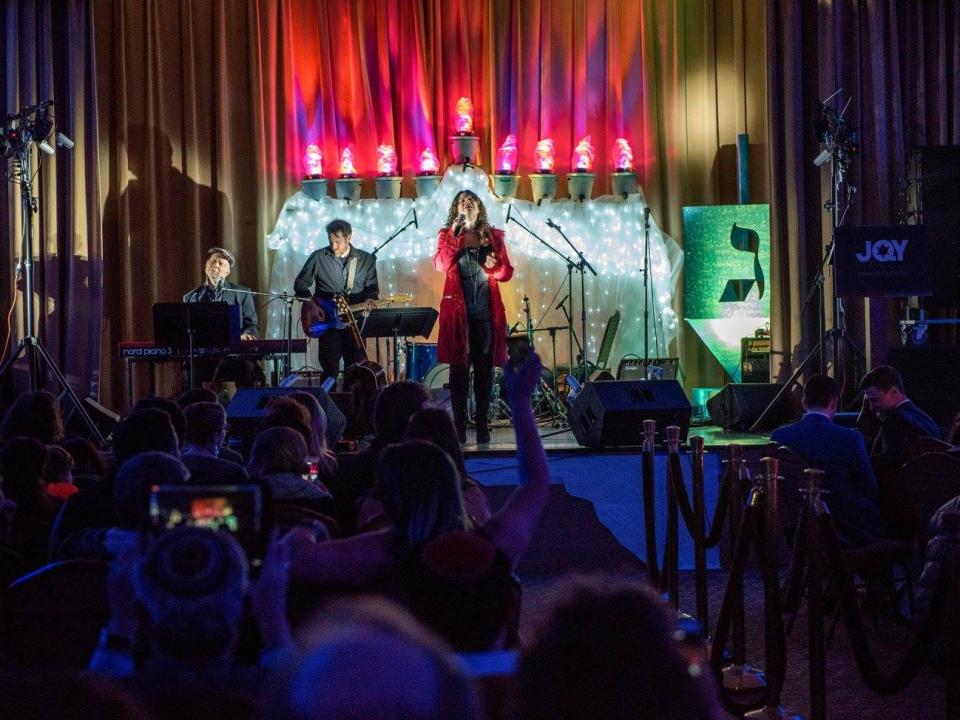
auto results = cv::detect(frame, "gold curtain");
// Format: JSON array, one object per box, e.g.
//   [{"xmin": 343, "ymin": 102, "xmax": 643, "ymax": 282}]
[{"xmin": 88, "ymin": 0, "xmax": 766, "ymax": 407}]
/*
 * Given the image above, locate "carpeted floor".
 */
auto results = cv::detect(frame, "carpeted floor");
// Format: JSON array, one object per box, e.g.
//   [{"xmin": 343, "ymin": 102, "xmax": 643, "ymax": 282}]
[{"xmin": 481, "ymin": 483, "xmax": 947, "ymax": 720}]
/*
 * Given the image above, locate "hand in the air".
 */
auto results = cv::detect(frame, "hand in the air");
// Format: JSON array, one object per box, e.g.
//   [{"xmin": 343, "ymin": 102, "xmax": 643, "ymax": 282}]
[
  {"xmin": 240, "ymin": 333, "xmax": 256, "ymax": 341},
  {"xmin": 502, "ymin": 351, "xmax": 542, "ymax": 408},
  {"xmin": 483, "ymin": 252, "xmax": 498, "ymax": 270}
]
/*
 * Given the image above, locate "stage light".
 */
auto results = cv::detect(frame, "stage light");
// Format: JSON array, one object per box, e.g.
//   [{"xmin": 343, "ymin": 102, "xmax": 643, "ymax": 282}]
[
  {"xmin": 567, "ymin": 136, "xmax": 596, "ymax": 201},
  {"xmin": 534, "ymin": 138, "xmax": 555, "ymax": 172},
  {"xmin": 495, "ymin": 135, "xmax": 518, "ymax": 173},
  {"xmin": 571, "ymin": 135, "xmax": 595, "ymax": 172},
  {"xmin": 611, "ymin": 138, "xmax": 639, "ymax": 198},
  {"xmin": 418, "ymin": 148, "xmax": 440, "ymax": 174},
  {"xmin": 338, "ymin": 147, "xmax": 357, "ymax": 177},
  {"xmin": 303, "ymin": 144, "xmax": 323, "ymax": 178},
  {"xmin": 376, "ymin": 144, "xmax": 398, "ymax": 175}
]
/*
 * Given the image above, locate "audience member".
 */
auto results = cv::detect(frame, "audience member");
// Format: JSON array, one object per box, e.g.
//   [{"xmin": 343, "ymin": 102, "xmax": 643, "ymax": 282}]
[
  {"xmin": 286, "ymin": 353, "xmax": 549, "ymax": 646},
  {"xmin": 859, "ymin": 365, "xmax": 939, "ymax": 458},
  {"xmin": 289, "ymin": 390, "xmax": 338, "ymax": 476},
  {"xmin": 948, "ymin": 411, "xmax": 960, "ymax": 448},
  {"xmin": 247, "ymin": 427, "xmax": 331, "ymax": 501},
  {"xmin": 90, "ymin": 527, "xmax": 293, "ymax": 710},
  {"xmin": 0, "ymin": 437, "xmax": 57, "ymax": 567},
  {"xmin": 60, "ymin": 436, "xmax": 109, "ymax": 489},
  {"xmin": 0, "ymin": 389, "xmax": 64, "ymax": 444},
  {"xmin": 328, "ymin": 380, "xmax": 430, "ymax": 532},
  {"xmin": 258, "ymin": 397, "xmax": 313, "ymax": 447},
  {"xmin": 181, "ymin": 402, "xmax": 247, "ymax": 484},
  {"xmin": 266, "ymin": 596, "xmax": 482, "ymax": 720},
  {"xmin": 132, "ymin": 396, "xmax": 188, "ymax": 448},
  {"xmin": 359, "ymin": 407, "xmax": 492, "ymax": 532},
  {"xmin": 44, "ymin": 444, "xmax": 79, "ymax": 501},
  {"xmin": 175, "ymin": 387, "xmax": 219, "ymax": 409},
  {"xmin": 0, "ymin": 671, "xmax": 150, "ymax": 720},
  {"xmin": 50, "ymin": 409, "xmax": 181, "ymax": 559},
  {"xmin": 517, "ymin": 576, "xmax": 723, "ymax": 720},
  {"xmin": 771, "ymin": 374, "xmax": 885, "ymax": 545}
]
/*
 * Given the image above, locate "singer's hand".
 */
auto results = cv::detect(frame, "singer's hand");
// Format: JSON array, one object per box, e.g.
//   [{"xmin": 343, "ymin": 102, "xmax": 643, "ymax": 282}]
[
  {"xmin": 240, "ymin": 332, "xmax": 256, "ymax": 341},
  {"xmin": 483, "ymin": 253, "xmax": 498, "ymax": 270}
]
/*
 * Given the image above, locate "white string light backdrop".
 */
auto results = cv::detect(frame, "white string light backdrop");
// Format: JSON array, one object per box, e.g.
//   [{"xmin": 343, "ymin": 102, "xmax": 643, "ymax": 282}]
[{"xmin": 265, "ymin": 166, "xmax": 682, "ymax": 375}]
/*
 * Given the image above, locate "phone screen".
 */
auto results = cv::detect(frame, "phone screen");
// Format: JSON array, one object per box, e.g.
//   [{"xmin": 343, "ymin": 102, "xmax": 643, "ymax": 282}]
[{"xmin": 148, "ymin": 484, "xmax": 267, "ymax": 566}]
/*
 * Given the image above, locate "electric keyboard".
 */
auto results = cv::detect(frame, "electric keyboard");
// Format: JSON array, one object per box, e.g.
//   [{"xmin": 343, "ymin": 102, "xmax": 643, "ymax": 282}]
[{"xmin": 119, "ymin": 339, "xmax": 307, "ymax": 360}]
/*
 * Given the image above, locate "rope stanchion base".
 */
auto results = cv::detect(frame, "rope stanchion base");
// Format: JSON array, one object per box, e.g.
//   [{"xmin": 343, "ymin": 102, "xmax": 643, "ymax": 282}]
[{"xmin": 744, "ymin": 705, "xmax": 804, "ymax": 720}]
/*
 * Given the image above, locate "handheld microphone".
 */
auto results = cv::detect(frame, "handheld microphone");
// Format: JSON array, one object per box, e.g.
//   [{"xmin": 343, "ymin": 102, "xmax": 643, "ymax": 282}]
[
  {"xmin": 454, "ymin": 213, "xmax": 466, "ymax": 236},
  {"xmin": 546, "ymin": 218, "xmax": 557, "ymax": 229},
  {"xmin": 555, "ymin": 294, "xmax": 569, "ymax": 310}
]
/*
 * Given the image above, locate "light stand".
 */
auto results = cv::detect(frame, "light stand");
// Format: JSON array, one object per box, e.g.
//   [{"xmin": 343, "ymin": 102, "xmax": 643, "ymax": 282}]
[
  {"xmin": 544, "ymin": 218, "xmax": 597, "ymax": 382},
  {"xmin": 642, "ymin": 206, "xmax": 652, "ymax": 375},
  {"xmin": 750, "ymin": 93, "xmax": 865, "ymax": 432},
  {"xmin": 0, "ymin": 102, "xmax": 105, "ymax": 445}
]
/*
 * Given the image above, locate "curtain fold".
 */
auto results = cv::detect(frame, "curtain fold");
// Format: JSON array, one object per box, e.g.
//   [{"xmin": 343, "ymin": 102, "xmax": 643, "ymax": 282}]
[
  {"xmin": 1, "ymin": 0, "xmax": 103, "ymax": 401},
  {"xmin": 767, "ymin": 0, "xmax": 960, "ymax": 395}
]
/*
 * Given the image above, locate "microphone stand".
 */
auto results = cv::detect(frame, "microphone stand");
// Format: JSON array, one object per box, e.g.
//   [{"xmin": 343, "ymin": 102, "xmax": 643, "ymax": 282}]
[
  {"xmin": 546, "ymin": 219, "xmax": 598, "ymax": 383},
  {"xmin": 505, "ymin": 207, "xmax": 582, "ymax": 383},
  {"xmin": 642, "ymin": 207, "xmax": 651, "ymax": 376},
  {"xmin": 370, "ymin": 207, "xmax": 418, "ymax": 374},
  {"xmin": 230, "ymin": 287, "xmax": 306, "ymax": 379}
]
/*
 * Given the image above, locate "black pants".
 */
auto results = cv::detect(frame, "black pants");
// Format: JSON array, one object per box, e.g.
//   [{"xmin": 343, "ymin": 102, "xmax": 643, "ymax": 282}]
[
  {"xmin": 317, "ymin": 328, "xmax": 365, "ymax": 382},
  {"xmin": 449, "ymin": 314, "xmax": 493, "ymax": 426}
]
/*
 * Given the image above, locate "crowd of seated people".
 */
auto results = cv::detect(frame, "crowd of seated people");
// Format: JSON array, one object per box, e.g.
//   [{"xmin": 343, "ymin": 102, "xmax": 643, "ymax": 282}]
[{"xmin": 3, "ymin": 357, "xmax": 958, "ymax": 718}]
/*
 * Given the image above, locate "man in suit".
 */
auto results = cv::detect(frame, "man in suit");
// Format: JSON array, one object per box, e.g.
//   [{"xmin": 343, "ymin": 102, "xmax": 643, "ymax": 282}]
[
  {"xmin": 859, "ymin": 365, "xmax": 940, "ymax": 459},
  {"xmin": 294, "ymin": 219, "xmax": 379, "ymax": 383},
  {"xmin": 771, "ymin": 374, "xmax": 885, "ymax": 546}
]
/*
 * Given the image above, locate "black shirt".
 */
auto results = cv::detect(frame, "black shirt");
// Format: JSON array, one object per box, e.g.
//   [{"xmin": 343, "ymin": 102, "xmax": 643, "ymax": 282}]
[
  {"xmin": 457, "ymin": 234, "xmax": 491, "ymax": 318},
  {"xmin": 293, "ymin": 246, "xmax": 379, "ymax": 306}
]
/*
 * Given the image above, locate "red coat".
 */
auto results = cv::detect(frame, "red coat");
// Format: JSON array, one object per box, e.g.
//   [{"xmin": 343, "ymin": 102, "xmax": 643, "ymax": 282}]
[{"xmin": 434, "ymin": 226, "xmax": 514, "ymax": 366}]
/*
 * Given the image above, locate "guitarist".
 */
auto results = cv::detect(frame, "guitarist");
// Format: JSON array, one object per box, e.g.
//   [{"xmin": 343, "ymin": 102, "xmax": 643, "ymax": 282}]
[{"xmin": 294, "ymin": 219, "xmax": 379, "ymax": 383}]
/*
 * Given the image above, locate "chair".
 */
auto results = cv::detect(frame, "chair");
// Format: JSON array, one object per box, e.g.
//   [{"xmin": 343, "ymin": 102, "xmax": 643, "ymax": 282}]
[
  {"xmin": 2, "ymin": 559, "xmax": 110, "ymax": 668},
  {"xmin": 902, "ymin": 452, "xmax": 960, "ymax": 553},
  {"xmin": 272, "ymin": 502, "xmax": 343, "ymax": 538}
]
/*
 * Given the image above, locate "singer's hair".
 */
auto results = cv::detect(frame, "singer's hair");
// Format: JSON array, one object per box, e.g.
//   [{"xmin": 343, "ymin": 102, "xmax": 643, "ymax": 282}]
[
  {"xmin": 445, "ymin": 190, "xmax": 491, "ymax": 245},
  {"xmin": 326, "ymin": 218, "xmax": 352, "ymax": 238}
]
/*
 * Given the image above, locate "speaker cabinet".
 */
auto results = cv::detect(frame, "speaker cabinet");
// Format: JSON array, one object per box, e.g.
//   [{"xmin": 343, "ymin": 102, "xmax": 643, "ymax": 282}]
[
  {"xmin": 226, "ymin": 386, "xmax": 346, "ymax": 455},
  {"xmin": 706, "ymin": 383, "xmax": 799, "ymax": 431},
  {"xmin": 567, "ymin": 380, "xmax": 692, "ymax": 449}
]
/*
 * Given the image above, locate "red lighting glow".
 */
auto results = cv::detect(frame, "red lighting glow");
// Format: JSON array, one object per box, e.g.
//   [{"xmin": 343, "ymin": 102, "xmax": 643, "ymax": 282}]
[
  {"xmin": 419, "ymin": 147, "xmax": 440, "ymax": 174},
  {"xmin": 338, "ymin": 147, "xmax": 358, "ymax": 177},
  {"xmin": 377, "ymin": 144, "xmax": 398, "ymax": 175},
  {"xmin": 496, "ymin": 135, "xmax": 518, "ymax": 173},
  {"xmin": 303, "ymin": 144, "xmax": 323, "ymax": 177},
  {"xmin": 613, "ymin": 138, "xmax": 634, "ymax": 171},
  {"xmin": 454, "ymin": 97, "xmax": 474, "ymax": 134},
  {"xmin": 534, "ymin": 139, "xmax": 555, "ymax": 172},
  {"xmin": 571, "ymin": 135, "xmax": 595, "ymax": 172}
]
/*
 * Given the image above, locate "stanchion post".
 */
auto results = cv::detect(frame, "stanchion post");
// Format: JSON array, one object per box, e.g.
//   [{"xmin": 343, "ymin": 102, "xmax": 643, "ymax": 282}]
[
  {"xmin": 691, "ymin": 435, "xmax": 709, "ymax": 627},
  {"xmin": 940, "ymin": 512, "xmax": 960, "ymax": 720},
  {"xmin": 665, "ymin": 425, "xmax": 681, "ymax": 606},
  {"xmin": 642, "ymin": 419, "xmax": 660, "ymax": 588}
]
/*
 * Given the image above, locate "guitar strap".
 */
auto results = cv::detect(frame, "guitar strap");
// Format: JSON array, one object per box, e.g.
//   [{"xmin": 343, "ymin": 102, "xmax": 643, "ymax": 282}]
[{"xmin": 346, "ymin": 257, "xmax": 358, "ymax": 293}]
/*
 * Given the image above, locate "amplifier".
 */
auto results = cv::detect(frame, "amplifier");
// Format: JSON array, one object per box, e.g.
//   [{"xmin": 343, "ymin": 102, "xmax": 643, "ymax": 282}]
[
  {"xmin": 616, "ymin": 357, "xmax": 681, "ymax": 382},
  {"xmin": 740, "ymin": 336, "xmax": 770, "ymax": 383}
]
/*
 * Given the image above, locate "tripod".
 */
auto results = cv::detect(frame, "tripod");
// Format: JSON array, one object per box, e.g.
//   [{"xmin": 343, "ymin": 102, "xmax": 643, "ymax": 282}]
[
  {"xmin": 0, "ymin": 108, "xmax": 105, "ymax": 444},
  {"xmin": 750, "ymin": 103, "xmax": 864, "ymax": 432}
]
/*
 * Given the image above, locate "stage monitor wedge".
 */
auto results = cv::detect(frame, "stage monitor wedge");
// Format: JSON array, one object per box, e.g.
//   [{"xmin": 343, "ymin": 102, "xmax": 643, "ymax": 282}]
[
  {"xmin": 707, "ymin": 383, "xmax": 799, "ymax": 432},
  {"xmin": 568, "ymin": 380, "xmax": 692, "ymax": 449}
]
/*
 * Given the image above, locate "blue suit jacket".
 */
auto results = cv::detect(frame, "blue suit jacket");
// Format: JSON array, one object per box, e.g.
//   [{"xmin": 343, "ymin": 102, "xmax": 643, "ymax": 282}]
[
  {"xmin": 771, "ymin": 413, "xmax": 885, "ymax": 544},
  {"xmin": 874, "ymin": 400, "xmax": 941, "ymax": 458}
]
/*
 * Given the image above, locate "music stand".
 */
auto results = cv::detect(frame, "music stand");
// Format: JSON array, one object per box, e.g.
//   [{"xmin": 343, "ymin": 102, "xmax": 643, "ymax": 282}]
[
  {"xmin": 359, "ymin": 307, "xmax": 439, "ymax": 381},
  {"xmin": 153, "ymin": 302, "xmax": 241, "ymax": 390}
]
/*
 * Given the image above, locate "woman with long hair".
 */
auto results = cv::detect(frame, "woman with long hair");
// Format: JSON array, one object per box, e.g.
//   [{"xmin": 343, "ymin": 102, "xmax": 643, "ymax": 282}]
[{"xmin": 434, "ymin": 189, "xmax": 514, "ymax": 443}]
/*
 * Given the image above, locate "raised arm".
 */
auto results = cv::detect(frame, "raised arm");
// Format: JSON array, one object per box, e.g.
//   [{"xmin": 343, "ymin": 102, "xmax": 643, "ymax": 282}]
[
  {"xmin": 481, "ymin": 352, "xmax": 550, "ymax": 566},
  {"xmin": 433, "ymin": 228, "xmax": 462, "ymax": 273},
  {"xmin": 284, "ymin": 526, "xmax": 393, "ymax": 587}
]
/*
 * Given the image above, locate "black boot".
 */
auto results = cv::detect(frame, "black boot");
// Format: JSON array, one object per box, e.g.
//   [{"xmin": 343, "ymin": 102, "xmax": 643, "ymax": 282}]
[
  {"xmin": 475, "ymin": 412, "xmax": 490, "ymax": 444},
  {"xmin": 451, "ymin": 396, "xmax": 468, "ymax": 444}
]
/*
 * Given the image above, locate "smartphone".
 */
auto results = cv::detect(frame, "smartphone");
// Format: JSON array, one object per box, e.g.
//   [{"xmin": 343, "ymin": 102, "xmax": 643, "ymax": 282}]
[
  {"xmin": 506, "ymin": 334, "xmax": 531, "ymax": 369},
  {"xmin": 303, "ymin": 456, "xmax": 320, "ymax": 483},
  {"xmin": 147, "ymin": 484, "xmax": 268, "ymax": 567}
]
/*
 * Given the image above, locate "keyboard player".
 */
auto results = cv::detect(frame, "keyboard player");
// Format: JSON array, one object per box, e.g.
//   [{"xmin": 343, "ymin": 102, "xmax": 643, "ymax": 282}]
[{"xmin": 182, "ymin": 246, "xmax": 263, "ymax": 388}]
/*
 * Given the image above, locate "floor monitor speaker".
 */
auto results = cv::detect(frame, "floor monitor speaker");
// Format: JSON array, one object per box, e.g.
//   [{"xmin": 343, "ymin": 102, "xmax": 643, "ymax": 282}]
[
  {"xmin": 226, "ymin": 386, "xmax": 346, "ymax": 455},
  {"xmin": 706, "ymin": 383, "xmax": 799, "ymax": 431},
  {"xmin": 568, "ymin": 380, "xmax": 692, "ymax": 449}
]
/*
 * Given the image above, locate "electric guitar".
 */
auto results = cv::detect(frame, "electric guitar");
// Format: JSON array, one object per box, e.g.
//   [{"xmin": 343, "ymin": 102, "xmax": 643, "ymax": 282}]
[{"xmin": 300, "ymin": 292, "xmax": 414, "ymax": 339}]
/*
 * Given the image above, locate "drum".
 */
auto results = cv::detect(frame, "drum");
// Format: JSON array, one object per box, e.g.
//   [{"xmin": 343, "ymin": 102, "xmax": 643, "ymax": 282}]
[{"xmin": 405, "ymin": 342, "xmax": 438, "ymax": 382}]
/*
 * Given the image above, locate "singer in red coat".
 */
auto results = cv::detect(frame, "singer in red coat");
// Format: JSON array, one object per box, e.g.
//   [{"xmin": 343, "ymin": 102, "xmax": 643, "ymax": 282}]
[{"xmin": 434, "ymin": 190, "xmax": 514, "ymax": 443}]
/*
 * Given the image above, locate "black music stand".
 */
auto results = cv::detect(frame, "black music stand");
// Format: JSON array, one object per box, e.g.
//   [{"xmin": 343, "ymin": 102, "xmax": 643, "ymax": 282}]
[
  {"xmin": 153, "ymin": 302, "xmax": 241, "ymax": 390},
  {"xmin": 359, "ymin": 307, "xmax": 439, "ymax": 381}
]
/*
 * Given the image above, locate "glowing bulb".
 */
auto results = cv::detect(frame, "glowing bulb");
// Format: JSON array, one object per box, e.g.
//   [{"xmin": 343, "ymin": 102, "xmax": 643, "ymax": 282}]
[{"xmin": 303, "ymin": 144, "xmax": 323, "ymax": 177}]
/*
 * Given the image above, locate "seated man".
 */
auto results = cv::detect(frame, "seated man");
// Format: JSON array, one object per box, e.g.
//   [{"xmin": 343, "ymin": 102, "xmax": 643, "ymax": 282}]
[
  {"xmin": 181, "ymin": 402, "xmax": 248, "ymax": 485},
  {"xmin": 183, "ymin": 246, "xmax": 263, "ymax": 388},
  {"xmin": 771, "ymin": 374, "xmax": 885, "ymax": 546},
  {"xmin": 859, "ymin": 365, "xmax": 940, "ymax": 458}
]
